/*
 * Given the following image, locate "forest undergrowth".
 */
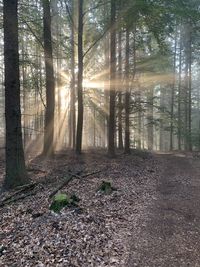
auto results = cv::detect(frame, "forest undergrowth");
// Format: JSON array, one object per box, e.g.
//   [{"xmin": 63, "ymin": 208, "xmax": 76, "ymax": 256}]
[{"xmin": 0, "ymin": 149, "xmax": 159, "ymax": 267}]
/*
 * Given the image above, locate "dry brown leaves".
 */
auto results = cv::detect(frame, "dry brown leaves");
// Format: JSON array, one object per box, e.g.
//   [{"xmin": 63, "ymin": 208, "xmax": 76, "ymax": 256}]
[{"xmin": 0, "ymin": 149, "xmax": 159, "ymax": 267}]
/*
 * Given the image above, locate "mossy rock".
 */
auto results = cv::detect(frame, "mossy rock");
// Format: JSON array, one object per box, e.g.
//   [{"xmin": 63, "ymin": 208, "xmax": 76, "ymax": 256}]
[
  {"xmin": 98, "ymin": 181, "xmax": 115, "ymax": 195},
  {"xmin": 50, "ymin": 193, "xmax": 80, "ymax": 213},
  {"xmin": 50, "ymin": 193, "xmax": 70, "ymax": 213}
]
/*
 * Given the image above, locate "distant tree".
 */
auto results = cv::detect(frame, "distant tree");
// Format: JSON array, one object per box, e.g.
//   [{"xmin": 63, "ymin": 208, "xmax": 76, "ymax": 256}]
[
  {"xmin": 124, "ymin": 27, "xmax": 131, "ymax": 154},
  {"xmin": 3, "ymin": 0, "xmax": 29, "ymax": 189}
]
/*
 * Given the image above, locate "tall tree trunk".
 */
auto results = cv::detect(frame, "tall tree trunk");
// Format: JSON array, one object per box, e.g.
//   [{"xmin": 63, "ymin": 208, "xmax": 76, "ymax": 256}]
[
  {"xmin": 147, "ymin": 88, "xmax": 154, "ymax": 150},
  {"xmin": 187, "ymin": 23, "xmax": 192, "ymax": 151},
  {"xmin": 21, "ymin": 37, "xmax": 28, "ymax": 149},
  {"xmin": 43, "ymin": 0, "xmax": 55, "ymax": 157},
  {"xmin": 183, "ymin": 21, "xmax": 192, "ymax": 151},
  {"xmin": 178, "ymin": 29, "xmax": 182, "ymax": 150},
  {"xmin": 124, "ymin": 27, "xmax": 130, "ymax": 154},
  {"xmin": 69, "ymin": 0, "xmax": 76, "ymax": 149},
  {"xmin": 137, "ymin": 91, "xmax": 142, "ymax": 150},
  {"xmin": 104, "ymin": 34, "xmax": 109, "ymax": 148},
  {"xmin": 117, "ymin": 4, "xmax": 123, "ymax": 150},
  {"xmin": 108, "ymin": 0, "xmax": 116, "ymax": 157},
  {"xmin": 51, "ymin": 0, "xmax": 63, "ymax": 149},
  {"xmin": 118, "ymin": 30, "xmax": 123, "ymax": 150},
  {"xmin": 3, "ymin": 0, "xmax": 28, "ymax": 189},
  {"xmin": 170, "ymin": 27, "xmax": 177, "ymax": 150},
  {"xmin": 103, "ymin": 0, "xmax": 109, "ymax": 148},
  {"xmin": 76, "ymin": 0, "xmax": 84, "ymax": 154},
  {"xmin": 184, "ymin": 60, "xmax": 188, "ymax": 151},
  {"xmin": 159, "ymin": 87, "xmax": 165, "ymax": 151}
]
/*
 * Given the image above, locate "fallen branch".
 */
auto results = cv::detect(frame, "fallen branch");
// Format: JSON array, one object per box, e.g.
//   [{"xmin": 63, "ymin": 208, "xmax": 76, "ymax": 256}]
[
  {"xmin": 67, "ymin": 170, "xmax": 101, "ymax": 179},
  {"xmin": 0, "ymin": 183, "xmax": 37, "ymax": 207},
  {"xmin": 27, "ymin": 167, "xmax": 46, "ymax": 173},
  {"xmin": 49, "ymin": 170, "xmax": 101, "ymax": 199},
  {"xmin": 3, "ymin": 192, "xmax": 36, "ymax": 207},
  {"xmin": 49, "ymin": 171, "xmax": 83, "ymax": 199}
]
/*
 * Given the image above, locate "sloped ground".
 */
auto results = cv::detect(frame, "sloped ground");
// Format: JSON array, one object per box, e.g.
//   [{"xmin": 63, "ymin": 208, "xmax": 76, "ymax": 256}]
[
  {"xmin": 1, "ymin": 150, "xmax": 200, "ymax": 267},
  {"xmin": 127, "ymin": 153, "xmax": 200, "ymax": 267},
  {"xmin": 0, "ymin": 149, "xmax": 159, "ymax": 267}
]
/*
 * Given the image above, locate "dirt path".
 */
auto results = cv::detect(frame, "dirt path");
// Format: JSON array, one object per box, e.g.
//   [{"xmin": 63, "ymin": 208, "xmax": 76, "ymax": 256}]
[{"xmin": 127, "ymin": 153, "xmax": 200, "ymax": 267}]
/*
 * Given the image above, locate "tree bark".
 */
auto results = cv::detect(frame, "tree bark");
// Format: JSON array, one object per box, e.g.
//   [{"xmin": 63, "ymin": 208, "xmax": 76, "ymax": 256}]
[
  {"xmin": 170, "ymin": 27, "xmax": 177, "ymax": 151},
  {"xmin": 43, "ymin": 0, "xmax": 55, "ymax": 157},
  {"xmin": 147, "ymin": 88, "xmax": 154, "ymax": 150},
  {"xmin": 3, "ymin": 0, "xmax": 28, "ymax": 189},
  {"xmin": 69, "ymin": 0, "xmax": 76, "ymax": 149},
  {"xmin": 124, "ymin": 27, "xmax": 131, "ymax": 154},
  {"xmin": 108, "ymin": 0, "xmax": 116, "ymax": 157},
  {"xmin": 187, "ymin": 22, "xmax": 192, "ymax": 151},
  {"xmin": 118, "ymin": 30, "xmax": 123, "ymax": 150},
  {"xmin": 178, "ymin": 29, "xmax": 182, "ymax": 150},
  {"xmin": 76, "ymin": 0, "xmax": 84, "ymax": 154}
]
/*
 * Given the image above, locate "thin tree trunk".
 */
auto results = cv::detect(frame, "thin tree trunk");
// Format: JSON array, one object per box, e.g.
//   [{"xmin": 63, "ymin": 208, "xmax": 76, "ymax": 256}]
[
  {"xmin": 3, "ymin": 0, "xmax": 28, "ymax": 189},
  {"xmin": 104, "ymin": 34, "xmax": 109, "ymax": 148},
  {"xmin": 178, "ymin": 29, "xmax": 182, "ymax": 150},
  {"xmin": 108, "ymin": 0, "xmax": 116, "ymax": 157},
  {"xmin": 147, "ymin": 88, "xmax": 154, "ymax": 150},
  {"xmin": 76, "ymin": 0, "xmax": 84, "ymax": 154},
  {"xmin": 137, "ymin": 91, "xmax": 142, "ymax": 150},
  {"xmin": 160, "ymin": 87, "xmax": 165, "ymax": 151},
  {"xmin": 188, "ymin": 23, "xmax": 192, "ymax": 151},
  {"xmin": 170, "ymin": 27, "xmax": 177, "ymax": 150},
  {"xmin": 51, "ymin": 0, "xmax": 61, "ymax": 149},
  {"xmin": 124, "ymin": 27, "xmax": 130, "ymax": 154},
  {"xmin": 117, "ymin": 7, "xmax": 123, "ymax": 150},
  {"xmin": 21, "ymin": 37, "xmax": 28, "ymax": 149},
  {"xmin": 69, "ymin": 0, "xmax": 76, "ymax": 149}
]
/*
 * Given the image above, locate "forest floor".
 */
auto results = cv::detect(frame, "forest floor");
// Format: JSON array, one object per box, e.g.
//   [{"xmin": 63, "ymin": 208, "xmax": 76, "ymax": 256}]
[
  {"xmin": 127, "ymin": 152, "xmax": 200, "ymax": 267},
  {"xmin": 0, "ymin": 149, "xmax": 200, "ymax": 266}
]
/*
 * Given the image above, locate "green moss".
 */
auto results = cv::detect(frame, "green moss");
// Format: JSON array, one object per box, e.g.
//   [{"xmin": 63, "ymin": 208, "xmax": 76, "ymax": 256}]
[
  {"xmin": 50, "ymin": 193, "xmax": 70, "ymax": 213},
  {"xmin": 50, "ymin": 193, "xmax": 81, "ymax": 213}
]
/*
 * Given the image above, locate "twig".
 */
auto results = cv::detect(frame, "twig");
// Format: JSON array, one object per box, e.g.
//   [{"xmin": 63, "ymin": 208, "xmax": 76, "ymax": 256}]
[
  {"xmin": 83, "ymin": 26, "xmax": 110, "ymax": 58},
  {"xmin": 49, "ymin": 171, "xmax": 83, "ymax": 199},
  {"xmin": 0, "ymin": 192, "xmax": 36, "ymax": 207},
  {"xmin": 22, "ymin": 20, "xmax": 44, "ymax": 49}
]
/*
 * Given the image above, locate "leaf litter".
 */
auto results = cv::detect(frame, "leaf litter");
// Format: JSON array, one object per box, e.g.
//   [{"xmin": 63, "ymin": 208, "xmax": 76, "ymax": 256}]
[{"xmin": 0, "ymin": 149, "xmax": 159, "ymax": 267}]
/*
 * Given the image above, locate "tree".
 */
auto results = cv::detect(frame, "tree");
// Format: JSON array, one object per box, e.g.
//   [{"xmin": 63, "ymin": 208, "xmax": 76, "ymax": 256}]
[
  {"xmin": 76, "ymin": 0, "xmax": 84, "ymax": 154},
  {"xmin": 117, "ymin": 0, "xmax": 123, "ymax": 150},
  {"xmin": 3, "ymin": 0, "xmax": 28, "ymax": 189},
  {"xmin": 124, "ymin": 27, "xmax": 131, "ymax": 154},
  {"xmin": 108, "ymin": 0, "xmax": 116, "ymax": 157},
  {"xmin": 69, "ymin": 0, "xmax": 76, "ymax": 149},
  {"xmin": 170, "ymin": 26, "xmax": 177, "ymax": 151},
  {"xmin": 42, "ymin": 0, "xmax": 55, "ymax": 157}
]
